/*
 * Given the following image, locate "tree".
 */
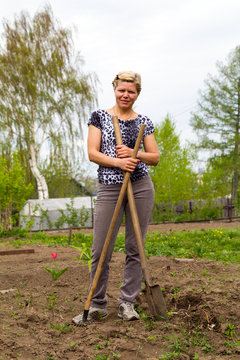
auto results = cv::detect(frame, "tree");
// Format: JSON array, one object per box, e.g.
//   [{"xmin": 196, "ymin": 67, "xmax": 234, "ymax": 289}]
[
  {"xmin": 0, "ymin": 153, "xmax": 33, "ymax": 229},
  {"xmin": 0, "ymin": 6, "xmax": 98, "ymax": 200},
  {"xmin": 150, "ymin": 116, "xmax": 196, "ymax": 204},
  {"xmin": 191, "ymin": 46, "xmax": 240, "ymax": 200},
  {"xmin": 41, "ymin": 160, "xmax": 96, "ymax": 198},
  {"xmin": 196, "ymin": 156, "xmax": 232, "ymax": 200}
]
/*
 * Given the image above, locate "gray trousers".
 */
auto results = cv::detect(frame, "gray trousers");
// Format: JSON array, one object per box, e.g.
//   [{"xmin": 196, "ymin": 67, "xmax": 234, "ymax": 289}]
[{"xmin": 90, "ymin": 174, "xmax": 155, "ymax": 308}]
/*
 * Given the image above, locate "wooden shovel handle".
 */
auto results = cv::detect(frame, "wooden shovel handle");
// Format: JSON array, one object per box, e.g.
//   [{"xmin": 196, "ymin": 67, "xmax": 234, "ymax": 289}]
[
  {"xmin": 113, "ymin": 116, "xmax": 168, "ymax": 320},
  {"xmin": 84, "ymin": 119, "xmax": 145, "ymax": 313},
  {"xmin": 112, "ymin": 116, "xmax": 152, "ymax": 284}
]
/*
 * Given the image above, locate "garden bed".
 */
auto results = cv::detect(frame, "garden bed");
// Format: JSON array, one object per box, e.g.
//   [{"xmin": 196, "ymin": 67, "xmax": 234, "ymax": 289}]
[{"xmin": 0, "ymin": 222, "xmax": 240, "ymax": 359}]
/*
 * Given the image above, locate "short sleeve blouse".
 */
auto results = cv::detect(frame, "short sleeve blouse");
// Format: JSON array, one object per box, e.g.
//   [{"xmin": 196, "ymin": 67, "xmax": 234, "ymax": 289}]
[{"xmin": 88, "ymin": 109, "xmax": 155, "ymax": 184}]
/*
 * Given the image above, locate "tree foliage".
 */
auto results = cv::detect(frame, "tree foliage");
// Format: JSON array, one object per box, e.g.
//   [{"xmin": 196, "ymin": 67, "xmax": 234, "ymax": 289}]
[
  {"xmin": 150, "ymin": 116, "xmax": 196, "ymax": 204},
  {"xmin": 0, "ymin": 153, "xmax": 33, "ymax": 229},
  {"xmin": 0, "ymin": 5, "xmax": 98, "ymax": 199},
  {"xmin": 196, "ymin": 156, "xmax": 232, "ymax": 200},
  {"xmin": 191, "ymin": 46, "xmax": 240, "ymax": 200}
]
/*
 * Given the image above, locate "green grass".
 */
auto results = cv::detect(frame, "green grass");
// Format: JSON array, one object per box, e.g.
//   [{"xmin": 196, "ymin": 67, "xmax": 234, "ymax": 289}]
[
  {"xmin": 149, "ymin": 228, "xmax": 240, "ymax": 262},
  {"xmin": 1, "ymin": 227, "xmax": 240, "ymax": 263},
  {"xmin": 114, "ymin": 227, "xmax": 240, "ymax": 263}
]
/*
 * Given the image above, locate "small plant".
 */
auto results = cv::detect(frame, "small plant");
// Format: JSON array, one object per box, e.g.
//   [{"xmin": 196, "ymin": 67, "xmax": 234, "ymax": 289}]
[
  {"xmin": 47, "ymin": 355, "xmax": 57, "ymax": 360},
  {"xmin": 46, "ymin": 294, "xmax": 57, "ymax": 309},
  {"xmin": 136, "ymin": 345, "xmax": 142, "ymax": 357},
  {"xmin": 14, "ymin": 288, "xmax": 24, "ymax": 308},
  {"xmin": 166, "ymin": 334, "xmax": 186, "ymax": 354},
  {"xmin": 147, "ymin": 335, "xmax": 158, "ymax": 341},
  {"xmin": 112, "ymin": 352, "xmax": 121, "ymax": 359},
  {"xmin": 9, "ymin": 311, "xmax": 18, "ymax": 319},
  {"xmin": 172, "ymin": 287, "xmax": 181, "ymax": 300},
  {"xmin": 140, "ymin": 312, "xmax": 155, "ymax": 331},
  {"xmin": 160, "ymin": 352, "xmax": 179, "ymax": 360},
  {"xmin": 224, "ymin": 339, "xmax": 240, "ymax": 349},
  {"xmin": 72, "ymin": 243, "xmax": 92, "ymax": 272},
  {"xmin": 200, "ymin": 334, "xmax": 215, "ymax": 353},
  {"xmin": 50, "ymin": 322, "xmax": 72, "ymax": 333},
  {"xmin": 55, "ymin": 197, "xmax": 89, "ymax": 244},
  {"xmin": 44, "ymin": 253, "xmax": 68, "ymax": 281},
  {"xmin": 37, "ymin": 205, "xmax": 53, "ymax": 230},
  {"xmin": 224, "ymin": 323, "xmax": 235, "ymax": 338},
  {"xmin": 94, "ymin": 355, "xmax": 109, "ymax": 360},
  {"xmin": 167, "ymin": 309, "xmax": 175, "ymax": 318}
]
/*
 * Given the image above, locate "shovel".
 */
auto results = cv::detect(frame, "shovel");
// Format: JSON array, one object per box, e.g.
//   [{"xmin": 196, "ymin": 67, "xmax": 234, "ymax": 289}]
[
  {"xmin": 82, "ymin": 123, "xmax": 146, "ymax": 322},
  {"xmin": 112, "ymin": 115, "xmax": 168, "ymax": 320}
]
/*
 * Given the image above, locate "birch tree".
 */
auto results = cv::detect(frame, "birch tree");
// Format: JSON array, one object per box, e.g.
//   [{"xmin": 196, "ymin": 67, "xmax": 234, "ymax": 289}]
[
  {"xmin": 191, "ymin": 46, "xmax": 240, "ymax": 200},
  {"xmin": 0, "ymin": 6, "xmax": 98, "ymax": 199}
]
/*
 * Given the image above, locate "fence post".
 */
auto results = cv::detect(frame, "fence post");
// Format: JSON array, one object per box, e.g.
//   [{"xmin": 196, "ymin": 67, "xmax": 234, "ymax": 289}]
[
  {"xmin": 227, "ymin": 198, "xmax": 233, "ymax": 222},
  {"xmin": 90, "ymin": 195, "xmax": 94, "ymax": 228},
  {"xmin": 189, "ymin": 201, "xmax": 193, "ymax": 214}
]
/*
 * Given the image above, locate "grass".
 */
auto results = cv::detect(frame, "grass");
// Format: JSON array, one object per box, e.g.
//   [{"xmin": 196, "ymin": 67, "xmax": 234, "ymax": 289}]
[
  {"xmin": 143, "ymin": 228, "xmax": 240, "ymax": 263},
  {"xmin": 1, "ymin": 226, "xmax": 240, "ymax": 263}
]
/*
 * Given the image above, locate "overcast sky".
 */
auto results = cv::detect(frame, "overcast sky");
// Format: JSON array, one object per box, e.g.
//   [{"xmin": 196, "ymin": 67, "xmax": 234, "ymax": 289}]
[{"xmin": 1, "ymin": 0, "xmax": 240, "ymax": 170}]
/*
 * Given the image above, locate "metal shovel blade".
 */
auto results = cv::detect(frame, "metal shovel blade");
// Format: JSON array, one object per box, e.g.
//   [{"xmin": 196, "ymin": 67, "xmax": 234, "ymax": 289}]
[{"xmin": 144, "ymin": 282, "xmax": 168, "ymax": 320}]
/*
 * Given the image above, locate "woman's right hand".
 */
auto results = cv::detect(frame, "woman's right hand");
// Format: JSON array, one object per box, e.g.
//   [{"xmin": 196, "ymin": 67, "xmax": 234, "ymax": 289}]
[
  {"xmin": 88, "ymin": 125, "xmax": 140, "ymax": 171},
  {"xmin": 117, "ymin": 158, "xmax": 140, "ymax": 172}
]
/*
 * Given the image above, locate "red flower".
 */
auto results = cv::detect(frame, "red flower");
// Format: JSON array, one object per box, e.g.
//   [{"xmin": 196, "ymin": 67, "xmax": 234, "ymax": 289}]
[{"xmin": 51, "ymin": 253, "xmax": 57, "ymax": 259}]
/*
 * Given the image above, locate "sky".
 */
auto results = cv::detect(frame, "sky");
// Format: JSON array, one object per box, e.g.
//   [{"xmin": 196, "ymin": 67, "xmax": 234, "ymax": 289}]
[{"xmin": 1, "ymin": 0, "xmax": 240, "ymax": 172}]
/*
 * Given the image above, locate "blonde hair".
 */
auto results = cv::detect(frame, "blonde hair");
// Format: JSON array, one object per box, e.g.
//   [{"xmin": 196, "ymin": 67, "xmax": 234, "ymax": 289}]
[{"xmin": 112, "ymin": 71, "xmax": 142, "ymax": 94}]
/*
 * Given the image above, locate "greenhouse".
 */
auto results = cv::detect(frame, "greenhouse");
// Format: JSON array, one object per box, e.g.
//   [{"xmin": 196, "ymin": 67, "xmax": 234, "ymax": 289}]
[{"xmin": 20, "ymin": 196, "xmax": 95, "ymax": 231}]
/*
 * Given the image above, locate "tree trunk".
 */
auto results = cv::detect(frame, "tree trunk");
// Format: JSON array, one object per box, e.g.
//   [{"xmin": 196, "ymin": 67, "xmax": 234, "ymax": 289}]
[
  {"xmin": 29, "ymin": 144, "xmax": 49, "ymax": 200},
  {"xmin": 232, "ymin": 170, "xmax": 238, "ymax": 201},
  {"xmin": 3, "ymin": 208, "xmax": 11, "ymax": 229},
  {"xmin": 68, "ymin": 226, "xmax": 72, "ymax": 245},
  {"xmin": 232, "ymin": 78, "xmax": 240, "ymax": 201}
]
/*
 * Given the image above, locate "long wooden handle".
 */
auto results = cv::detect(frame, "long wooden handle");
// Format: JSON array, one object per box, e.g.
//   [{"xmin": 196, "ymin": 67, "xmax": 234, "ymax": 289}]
[
  {"xmin": 83, "ymin": 120, "xmax": 146, "ymax": 316},
  {"xmin": 113, "ymin": 117, "xmax": 168, "ymax": 320},
  {"xmin": 112, "ymin": 116, "xmax": 152, "ymax": 284}
]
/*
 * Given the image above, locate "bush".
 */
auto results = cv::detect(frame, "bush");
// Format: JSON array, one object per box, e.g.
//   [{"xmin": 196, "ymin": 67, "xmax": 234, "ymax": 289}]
[{"xmin": 0, "ymin": 153, "xmax": 33, "ymax": 229}]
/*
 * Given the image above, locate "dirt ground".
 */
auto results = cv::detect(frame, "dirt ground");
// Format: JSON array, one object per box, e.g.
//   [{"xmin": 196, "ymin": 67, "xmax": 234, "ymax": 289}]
[{"xmin": 0, "ymin": 220, "xmax": 240, "ymax": 360}]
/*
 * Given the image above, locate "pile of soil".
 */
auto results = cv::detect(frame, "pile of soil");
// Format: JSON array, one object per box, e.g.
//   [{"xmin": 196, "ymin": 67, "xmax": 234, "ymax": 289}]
[{"xmin": 0, "ymin": 221, "xmax": 240, "ymax": 359}]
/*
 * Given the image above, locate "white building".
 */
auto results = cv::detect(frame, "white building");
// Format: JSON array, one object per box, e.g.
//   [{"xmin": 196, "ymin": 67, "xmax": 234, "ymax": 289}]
[{"xmin": 20, "ymin": 196, "xmax": 95, "ymax": 231}]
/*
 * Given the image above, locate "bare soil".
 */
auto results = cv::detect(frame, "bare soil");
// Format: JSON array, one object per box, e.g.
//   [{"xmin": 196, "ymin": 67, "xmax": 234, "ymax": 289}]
[{"xmin": 0, "ymin": 220, "xmax": 240, "ymax": 360}]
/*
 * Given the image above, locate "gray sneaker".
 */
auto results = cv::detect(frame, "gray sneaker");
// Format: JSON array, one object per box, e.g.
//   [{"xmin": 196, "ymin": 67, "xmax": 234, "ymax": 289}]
[
  {"xmin": 118, "ymin": 302, "xmax": 140, "ymax": 321},
  {"xmin": 72, "ymin": 306, "xmax": 108, "ymax": 325}
]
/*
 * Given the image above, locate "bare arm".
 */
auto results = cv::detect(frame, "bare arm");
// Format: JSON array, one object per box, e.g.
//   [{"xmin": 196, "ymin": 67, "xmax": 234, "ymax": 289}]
[
  {"xmin": 87, "ymin": 125, "xmax": 140, "ymax": 172},
  {"xmin": 116, "ymin": 133, "xmax": 159, "ymax": 166}
]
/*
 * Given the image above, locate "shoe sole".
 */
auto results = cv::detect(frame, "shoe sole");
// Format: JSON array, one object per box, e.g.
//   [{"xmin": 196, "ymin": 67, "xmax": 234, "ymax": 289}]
[{"xmin": 118, "ymin": 312, "xmax": 139, "ymax": 321}]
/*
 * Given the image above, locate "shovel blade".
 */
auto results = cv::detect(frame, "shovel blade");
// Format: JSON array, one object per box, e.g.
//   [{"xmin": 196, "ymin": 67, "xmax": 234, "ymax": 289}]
[{"xmin": 145, "ymin": 283, "xmax": 168, "ymax": 320}]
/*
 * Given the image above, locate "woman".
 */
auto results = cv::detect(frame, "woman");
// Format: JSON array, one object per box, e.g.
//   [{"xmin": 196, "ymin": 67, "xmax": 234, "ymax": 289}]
[{"xmin": 73, "ymin": 71, "xmax": 159, "ymax": 324}]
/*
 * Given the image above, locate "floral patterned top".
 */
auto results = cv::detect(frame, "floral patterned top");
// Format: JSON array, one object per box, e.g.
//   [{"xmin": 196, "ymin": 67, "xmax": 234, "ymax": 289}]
[{"xmin": 88, "ymin": 109, "xmax": 155, "ymax": 184}]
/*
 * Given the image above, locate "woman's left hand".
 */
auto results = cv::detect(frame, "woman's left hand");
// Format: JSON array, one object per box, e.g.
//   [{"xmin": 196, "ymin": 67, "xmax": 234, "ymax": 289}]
[{"xmin": 116, "ymin": 145, "xmax": 134, "ymax": 158}]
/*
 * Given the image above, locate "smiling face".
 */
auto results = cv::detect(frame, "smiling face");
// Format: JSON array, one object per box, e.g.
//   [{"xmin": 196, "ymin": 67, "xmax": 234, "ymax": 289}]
[{"xmin": 114, "ymin": 81, "xmax": 139, "ymax": 111}]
